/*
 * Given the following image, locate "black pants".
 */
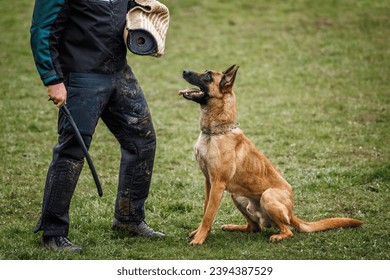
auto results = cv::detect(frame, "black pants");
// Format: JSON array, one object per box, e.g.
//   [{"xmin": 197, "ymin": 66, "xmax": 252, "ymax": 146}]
[{"xmin": 34, "ymin": 66, "xmax": 156, "ymax": 236}]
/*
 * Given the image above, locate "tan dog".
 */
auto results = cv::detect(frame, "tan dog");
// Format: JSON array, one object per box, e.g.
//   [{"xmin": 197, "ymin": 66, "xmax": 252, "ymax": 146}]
[{"xmin": 178, "ymin": 65, "xmax": 363, "ymax": 245}]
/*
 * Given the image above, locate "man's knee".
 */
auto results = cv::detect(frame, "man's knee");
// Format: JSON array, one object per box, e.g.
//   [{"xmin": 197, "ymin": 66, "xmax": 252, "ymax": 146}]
[{"xmin": 55, "ymin": 133, "xmax": 92, "ymax": 161}]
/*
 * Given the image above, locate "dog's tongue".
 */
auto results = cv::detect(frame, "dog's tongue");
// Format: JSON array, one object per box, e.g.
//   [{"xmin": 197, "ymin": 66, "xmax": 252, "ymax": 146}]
[{"xmin": 178, "ymin": 88, "xmax": 200, "ymax": 96}]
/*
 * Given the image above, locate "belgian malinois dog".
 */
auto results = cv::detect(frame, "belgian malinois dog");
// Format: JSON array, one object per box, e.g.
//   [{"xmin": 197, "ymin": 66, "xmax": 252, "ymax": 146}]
[{"xmin": 178, "ymin": 65, "xmax": 363, "ymax": 245}]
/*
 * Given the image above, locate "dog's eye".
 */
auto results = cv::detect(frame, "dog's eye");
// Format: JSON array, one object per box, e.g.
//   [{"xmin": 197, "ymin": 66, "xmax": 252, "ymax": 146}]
[{"xmin": 204, "ymin": 71, "xmax": 212, "ymax": 82}]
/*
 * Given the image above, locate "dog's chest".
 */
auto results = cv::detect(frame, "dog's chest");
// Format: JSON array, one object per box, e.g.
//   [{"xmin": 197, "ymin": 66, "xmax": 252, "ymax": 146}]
[
  {"xmin": 194, "ymin": 133, "xmax": 236, "ymax": 178},
  {"xmin": 194, "ymin": 134, "xmax": 210, "ymax": 171},
  {"xmin": 194, "ymin": 133, "xmax": 228, "ymax": 175}
]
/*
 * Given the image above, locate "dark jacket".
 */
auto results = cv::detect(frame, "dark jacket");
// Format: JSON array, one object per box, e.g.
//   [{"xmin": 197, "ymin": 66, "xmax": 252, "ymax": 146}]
[{"xmin": 31, "ymin": 0, "xmax": 129, "ymax": 86}]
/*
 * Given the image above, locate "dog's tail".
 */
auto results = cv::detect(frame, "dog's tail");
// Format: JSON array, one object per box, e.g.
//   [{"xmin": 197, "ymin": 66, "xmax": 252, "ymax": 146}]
[{"xmin": 291, "ymin": 214, "xmax": 363, "ymax": 233}]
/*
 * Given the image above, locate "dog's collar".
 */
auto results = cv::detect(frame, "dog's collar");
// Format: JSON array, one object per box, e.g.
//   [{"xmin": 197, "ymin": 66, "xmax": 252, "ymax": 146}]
[{"xmin": 201, "ymin": 123, "xmax": 239, "ymax": 136}]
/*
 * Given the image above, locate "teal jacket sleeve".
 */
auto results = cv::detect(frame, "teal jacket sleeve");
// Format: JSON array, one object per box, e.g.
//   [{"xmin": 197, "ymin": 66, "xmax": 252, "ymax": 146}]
[{"xmin": 30, "ymin": 0, "xmax": 69, "ymax": 86}]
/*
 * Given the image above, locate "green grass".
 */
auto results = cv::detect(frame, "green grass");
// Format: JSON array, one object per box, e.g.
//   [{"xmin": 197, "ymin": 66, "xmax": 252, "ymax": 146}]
[{"xmin": 0, "ymin": 0, "xmax": 389, "ymax": 260}]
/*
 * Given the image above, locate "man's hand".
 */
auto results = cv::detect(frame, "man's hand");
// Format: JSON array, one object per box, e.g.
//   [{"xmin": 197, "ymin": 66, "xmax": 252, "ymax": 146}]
[{"xmin": 48, "ymin": 83, "xmax": 67, "ymax": 108}]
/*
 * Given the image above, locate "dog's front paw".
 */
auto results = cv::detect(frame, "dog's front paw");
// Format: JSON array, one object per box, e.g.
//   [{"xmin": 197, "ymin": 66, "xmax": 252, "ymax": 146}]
[
  {"xmin": 190, "ymin": 237, "xmax": 205, "ymax": 245},
  {"xmin": 189, "ymin": 229, "xmax": 198, "ymax": 238},
  {"xmin": 189, "ymin": 231, "xmax": 207, "ymax": 245}
]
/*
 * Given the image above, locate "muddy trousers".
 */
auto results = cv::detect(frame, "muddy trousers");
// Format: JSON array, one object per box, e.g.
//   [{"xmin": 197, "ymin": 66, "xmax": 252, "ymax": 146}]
[{"xmin": 34, "ymin": 66, "xmax": 156, "ymax": 236}]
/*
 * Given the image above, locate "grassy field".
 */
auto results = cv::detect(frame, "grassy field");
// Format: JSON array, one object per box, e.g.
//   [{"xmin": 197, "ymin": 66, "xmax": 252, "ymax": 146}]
[{"xmin": 0, "ymin": 0, "xmax": 389, "ymax": 260}]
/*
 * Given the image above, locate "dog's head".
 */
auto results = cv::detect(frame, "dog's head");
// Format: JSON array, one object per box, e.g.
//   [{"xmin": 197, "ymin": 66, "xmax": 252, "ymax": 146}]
[{"xmin": 178, "ymin": 65, "xmax": 239, "ymax": 105}]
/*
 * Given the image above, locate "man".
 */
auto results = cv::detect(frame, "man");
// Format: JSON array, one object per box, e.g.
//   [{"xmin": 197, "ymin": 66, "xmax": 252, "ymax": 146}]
[{"xmin": 30, "ymin": 0, "xmax": 164, "ymax": 253}]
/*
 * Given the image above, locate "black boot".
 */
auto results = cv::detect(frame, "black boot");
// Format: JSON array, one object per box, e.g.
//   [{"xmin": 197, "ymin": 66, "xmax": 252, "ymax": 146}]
[
  {"xmin": 112, "ymin": 218, "xmax": 165, "ymax": 238},
  {"xmin": 42, "ymin": 236, "xmax": 83, "ymax": 252}
]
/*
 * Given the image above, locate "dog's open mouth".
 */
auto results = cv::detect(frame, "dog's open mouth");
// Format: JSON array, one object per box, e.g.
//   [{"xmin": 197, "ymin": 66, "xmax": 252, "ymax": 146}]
[{"xmin": 178, "ymin": 88, "xmax": 205, "ymax": 100}]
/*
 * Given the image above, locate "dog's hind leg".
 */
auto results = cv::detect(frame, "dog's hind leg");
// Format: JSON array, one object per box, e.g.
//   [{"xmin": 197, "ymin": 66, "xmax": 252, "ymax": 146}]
[
  {"xmin": 222, "ymin": 194, "xmax": 261, "ymax": 232},
  {"xmin": 260, "ymin": 188, "xmax": 294, "ymax": 241}
]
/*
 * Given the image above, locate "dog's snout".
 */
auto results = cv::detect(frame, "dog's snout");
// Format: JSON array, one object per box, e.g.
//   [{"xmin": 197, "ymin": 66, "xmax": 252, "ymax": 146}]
[{"xmin": 183, "ymin": 70, "xmax": 190, "ymax": 77}]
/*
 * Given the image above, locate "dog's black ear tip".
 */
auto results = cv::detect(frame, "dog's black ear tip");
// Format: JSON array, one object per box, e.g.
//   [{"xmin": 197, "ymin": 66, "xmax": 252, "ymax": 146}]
[
  {"xmin": 230, "ymin": 65, "xmax": 239, "ymax": 74},
  {"xmin": 223, "ymin": 64, "xmax": 239, "ymax": 74},
  {"xmin": 232, "ymin": 65, "xmax": 239, "ymax": 72}
]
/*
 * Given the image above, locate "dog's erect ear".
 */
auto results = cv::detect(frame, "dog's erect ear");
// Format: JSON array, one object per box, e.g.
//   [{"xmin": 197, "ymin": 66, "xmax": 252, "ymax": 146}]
[{"xmin": 220, "ymin": 65, "xmax": 239, "ymax": 91}]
